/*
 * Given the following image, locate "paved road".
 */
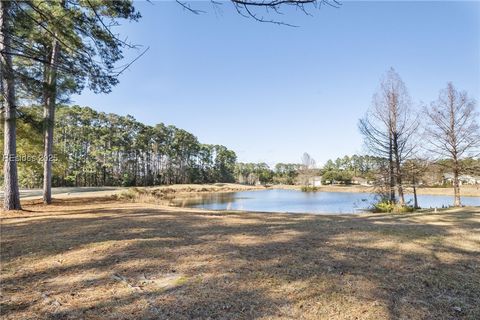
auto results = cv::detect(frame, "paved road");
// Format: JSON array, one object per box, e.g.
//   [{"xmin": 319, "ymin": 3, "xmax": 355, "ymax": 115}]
[{"xmin": 0, "ymin": 186, "xmax": 123, "ymax": 200}]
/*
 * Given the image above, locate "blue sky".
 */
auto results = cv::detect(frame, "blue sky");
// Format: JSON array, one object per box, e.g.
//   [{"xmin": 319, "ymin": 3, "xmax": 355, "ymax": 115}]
[{"xmin": 72, "ymin": 1, "xmax": 480, "ymax": 166}]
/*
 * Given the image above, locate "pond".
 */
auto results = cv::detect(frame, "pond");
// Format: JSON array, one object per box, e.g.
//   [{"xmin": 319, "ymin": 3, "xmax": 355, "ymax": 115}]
[{"xmin": 173, "ymin": 189, "xmax": 480, "ymax": 214}]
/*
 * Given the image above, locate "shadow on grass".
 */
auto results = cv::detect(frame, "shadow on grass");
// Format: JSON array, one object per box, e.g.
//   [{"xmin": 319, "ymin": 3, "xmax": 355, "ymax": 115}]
[{"xmin": 1, "ymin": 200, "xmax": 479, "ymax": 319}]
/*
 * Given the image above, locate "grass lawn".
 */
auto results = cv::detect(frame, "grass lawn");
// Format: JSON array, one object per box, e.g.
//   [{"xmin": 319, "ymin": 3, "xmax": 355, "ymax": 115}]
[{"xmin": 1, "ymin": 198, "xmax": 479, "ymax": 319}]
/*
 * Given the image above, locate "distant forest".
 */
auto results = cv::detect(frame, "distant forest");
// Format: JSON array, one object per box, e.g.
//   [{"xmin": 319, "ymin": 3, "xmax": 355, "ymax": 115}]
[
  {"xmin": 2, "ymin": 105, "xmax": 237, "ymax": 188},
  {"xmin": 235, "ymin": 156, "xmax": 480, "ymax": 187},
  {"xmin": 3, "ymin": 104, "xmax": 478, "ymax": 189}
]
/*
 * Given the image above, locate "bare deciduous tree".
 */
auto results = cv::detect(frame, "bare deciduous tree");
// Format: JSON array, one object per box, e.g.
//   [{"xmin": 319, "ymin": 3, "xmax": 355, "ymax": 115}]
[
  {"xmin": 299, "ymin": 152, "xmax": 316, "ymax": 186},
  {"xmin": 301, "ymin": 152, "xmax": 316, "ymax": 170},
  {"xmin": 424, "ymin": 83, "xmax": 480, "ymax": 207},
  {"xmin": 359, "ymin": 68, "xmax": 418, "ymax": 206}
]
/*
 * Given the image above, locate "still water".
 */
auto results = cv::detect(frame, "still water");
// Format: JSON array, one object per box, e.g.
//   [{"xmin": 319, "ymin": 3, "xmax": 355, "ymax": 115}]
[{"xmin": 173, "ymin": 189, "xmax": 480, "ymax": 214}]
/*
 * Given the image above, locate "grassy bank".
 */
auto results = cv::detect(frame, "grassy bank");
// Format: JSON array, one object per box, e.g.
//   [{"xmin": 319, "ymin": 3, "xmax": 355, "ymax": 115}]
[
  {"xmin": 116, "ymin": 183, "xmax": 266, "ymax": 205},
  {"xmin": 1, "ymin": 198, "xmax": 479, "ymax": 319}
]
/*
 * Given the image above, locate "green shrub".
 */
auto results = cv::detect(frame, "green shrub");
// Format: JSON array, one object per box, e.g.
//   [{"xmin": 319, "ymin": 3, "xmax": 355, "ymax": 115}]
[
  {"xmin": 301, "ymin": 186, "xmax": 319, "ymax": 192},
  {"xmin": 372, "ymin": 200, "xmax": 414, "ymax": 213}
]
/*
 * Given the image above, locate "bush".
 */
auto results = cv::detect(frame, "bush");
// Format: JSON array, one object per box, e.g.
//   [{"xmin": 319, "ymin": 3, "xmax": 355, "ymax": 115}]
[
  {"xmin": 117, "ymin": 188, "xmax": 137, "ymax": 200},
  {"xmin": 371, "ymin": 200, "xmax": 414, "ymax": 213},
  {"xmin": 301, "ymin": 186, "xmax": 319, "ymax": 192}
]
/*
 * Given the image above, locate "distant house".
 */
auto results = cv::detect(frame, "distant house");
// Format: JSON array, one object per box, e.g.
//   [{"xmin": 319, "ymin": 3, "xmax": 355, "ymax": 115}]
[
  {"xmin": 351, "ymin": 176, "xmax": 369, "ymax": 186},
  {"xmin": 308, "ymin": 176, "xmax": 323, "ymax": 187},
  {"xmin": 443, "ymin": 173, "xmax": 480, "ymax": 185}
]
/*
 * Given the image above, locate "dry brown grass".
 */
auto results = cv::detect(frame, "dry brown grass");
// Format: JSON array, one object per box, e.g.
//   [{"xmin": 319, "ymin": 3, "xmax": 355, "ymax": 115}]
[
  {"xmin": 275, "ymin": 184, "xmax": 480, "ymax": 197},
  {"xmin": 412, "ymin": 185, "xmax": 480, "ymax": 197},
  {"xmin": 1, "ymin": 198, "xmax": 479, "ymax": 319}
]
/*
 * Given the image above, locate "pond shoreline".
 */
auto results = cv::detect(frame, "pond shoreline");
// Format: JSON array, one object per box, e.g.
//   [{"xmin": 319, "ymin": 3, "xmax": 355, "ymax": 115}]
[
  {"xmin": 121, "ymin": 183, "xmax": 480, "ymax": 198},
  {"xmin": 113, "ymin": 183, "xmax": 480, "ymax": 212},
  {"xmin": 168, "ymin": 188, "xmax": 478, "ymax": 214},
  {"xmin": 271, "ymin": 184, "xmax": 480, "ymax": 197}
]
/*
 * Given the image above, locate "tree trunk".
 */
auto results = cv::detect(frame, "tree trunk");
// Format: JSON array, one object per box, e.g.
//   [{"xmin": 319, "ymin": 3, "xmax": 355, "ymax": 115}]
[
  {"xmin": 412, "ymin": 175, "xmax": 418, "ymax": 209},
  {"xmin": 1, "ymin": 1, "xmax": 21, "ymax": 210},
  {"xmin": 453, "ymin": 161, "xmax": 461, "ymax": 207},
  {"xmin": 388, "ymin": 136, "xmax": 395, "ymax": 203},
  {"xmin": 42, "ymin": 39, "xmax": 60, "ymax": 204},
  {"xmin": 393, "ymin": 140, "xmax": 405, "ymax": 206},
  {"xmin": 449, "ymin": 94, "xmax": 462, "ymax": 207},
  {"xmin": 103, "ymin": 165, "xmax": 106, "ymax": 186}
]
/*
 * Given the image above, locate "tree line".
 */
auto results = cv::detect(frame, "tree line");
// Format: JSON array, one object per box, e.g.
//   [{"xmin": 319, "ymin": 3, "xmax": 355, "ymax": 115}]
[
  {"xmin": 322, "ymin": 155, "xmax": 480, "ymax": 187},
  {"xmin": 235, "ymin": 162, "xmax": 303, "ymax": 185},
  {"xmin": 1, "ymin": 105, "xmax": 237, "ymax": 188},
  {"xmin": 322, "ymin": 155, "xmax": 383, "ymax": 184}
]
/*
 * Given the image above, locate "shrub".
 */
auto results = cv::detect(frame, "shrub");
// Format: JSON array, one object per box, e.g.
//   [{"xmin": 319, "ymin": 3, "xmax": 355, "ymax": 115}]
[
  {"xmin": 371, "ymin": 200, "xmax": 414, "ymax": 213},
  {"xmin": 301, "ymin": 186, "xmax": 319, "ymax": 192},
  {"xmin": 117, "ymin": 188, "xmax": 137, "ymax": 200}
]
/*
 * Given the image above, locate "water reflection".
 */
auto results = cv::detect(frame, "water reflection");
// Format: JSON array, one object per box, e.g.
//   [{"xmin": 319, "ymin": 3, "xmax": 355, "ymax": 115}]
[
  {"xmin": 172, "ymin": 193, "xmax": 237, "ymax": 207},
  {"xmin": 172, "ymin": 189, "xmax": 480, "ymax": 214}
]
